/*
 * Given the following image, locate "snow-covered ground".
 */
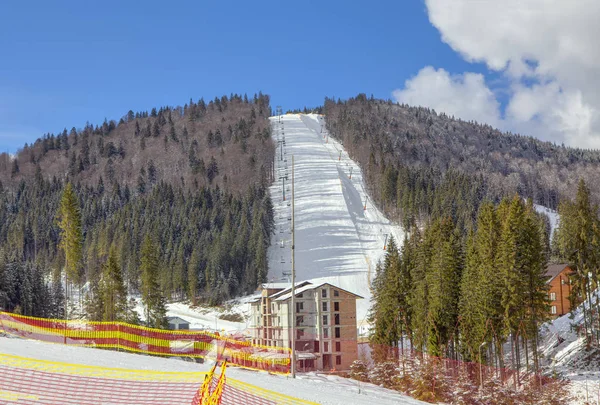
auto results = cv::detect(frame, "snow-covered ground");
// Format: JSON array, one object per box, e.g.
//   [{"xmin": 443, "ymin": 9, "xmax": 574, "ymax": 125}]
[
  {"xmin": 134, "ymin": 300, "xmax": 248, "ymax": 333},
  {"xmin": 540, "ymin": 291, "xmax": 600, "ymax": 404},
  {"xmin": 267, "ymin": 114, "xmax": 404, "ymax": 331},
  {"xmin": 534, "ymin": 204, "xmax": 559, "ymax": 239},
  {"xmin": 0, "ymin": 336, "xmax": 426, "ymax": 405}
]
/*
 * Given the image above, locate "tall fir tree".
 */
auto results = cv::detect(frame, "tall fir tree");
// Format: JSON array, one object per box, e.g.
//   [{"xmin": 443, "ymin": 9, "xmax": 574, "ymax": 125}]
[
  {"xmin": 139, "ymin": 236, "xmax": 167, "ymax": 329},
  {"xmin": 100, "ymin": 248, "xmax": 129, "ymax": 322},
  {"xmin": 57, "ymin": 182, "xmax": 83, "ymax": 317}
]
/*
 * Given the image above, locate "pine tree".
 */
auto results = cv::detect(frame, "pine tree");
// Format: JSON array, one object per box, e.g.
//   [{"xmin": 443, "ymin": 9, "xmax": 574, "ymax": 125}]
[
  {"xmin": 426, "ymin": 217, "xmax": 462, "ymax": 357},
  {"xmin": 139, "ymin": 236, "xmax": 167, "ymax": 329},
  {"xmin": 57, "ymin": 182, "xmax": 83, "ymax": 317},
  {"xmin": 369, "ymin": 236, "xmax": 400, "ymax": 349},
  {"xmin": 458, "ymin": 229, "xmax": 484, "ymax": 361},
  {"xmin": 410, "ymin": 227, "xmax": 431, "ymax": 352},
  {"xmin": 100, "ymin": 249, "xmax": 128, "ymax": 322},
  {"xmin": 522, "ymin": 199, "xmax": 549, "ymax": 372}
]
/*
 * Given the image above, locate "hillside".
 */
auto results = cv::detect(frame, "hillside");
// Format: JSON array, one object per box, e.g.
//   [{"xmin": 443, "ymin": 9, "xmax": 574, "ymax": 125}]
[
  {"xmin": 1, "ymin": 93, "xmax": 273, "ymax": 193},
  {"xmin": 0, "ymin": 93, "xmax": 276, "ymax": 318},
  {"xmin": 324, "ymin": 95, "xmax": 600, "ymax": 229}
]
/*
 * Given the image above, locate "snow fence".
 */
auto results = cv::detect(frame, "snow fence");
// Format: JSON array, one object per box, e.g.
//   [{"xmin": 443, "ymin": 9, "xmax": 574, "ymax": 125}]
[
  {"xmin": 0, "ymin": 311, "xmax": 290, "ymax": 374},
  {"xmin": 0, "ymin": 353, "xmax": 317, "ymax": 405}
]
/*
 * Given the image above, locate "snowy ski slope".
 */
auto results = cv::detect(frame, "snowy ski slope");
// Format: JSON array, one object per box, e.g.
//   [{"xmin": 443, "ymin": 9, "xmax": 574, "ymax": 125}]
[
  {"xmin": 0, "ymin": 337, "xmax": 426, "ymax": 405},
  {"xmin": 267, "ymin": 114, "xmax": 404, "ymax": 329}
]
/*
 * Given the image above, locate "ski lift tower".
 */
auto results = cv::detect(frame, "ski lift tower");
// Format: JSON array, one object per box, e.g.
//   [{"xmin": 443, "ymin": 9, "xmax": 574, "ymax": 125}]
[{"xmin": 276, "ymin": 106, "xmax": 283, "ymax": 122}]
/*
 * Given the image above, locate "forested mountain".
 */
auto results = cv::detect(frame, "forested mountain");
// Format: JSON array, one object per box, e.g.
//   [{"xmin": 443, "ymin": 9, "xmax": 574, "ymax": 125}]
[
  {"xmin": 1, "ymin": 93, "xmax": 273, "ymax": 192},
  {"xmin": 324, "ymin": 94, "xmax": 600, "ymax": 229},
  {"xmin": 0, "ymin": 93, "xmax": 275, "ymax": 318}
]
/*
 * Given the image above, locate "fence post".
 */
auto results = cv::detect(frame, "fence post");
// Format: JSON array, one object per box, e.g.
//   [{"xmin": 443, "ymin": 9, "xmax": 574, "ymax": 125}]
[{"xmin": 586, "ymin": 375, "xmax": 589, "ymax": 404}]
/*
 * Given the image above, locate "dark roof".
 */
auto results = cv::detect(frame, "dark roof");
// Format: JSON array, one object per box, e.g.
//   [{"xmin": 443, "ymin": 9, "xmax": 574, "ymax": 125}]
[
  {"xmin": 166, "ymin": 316, "xmax": 190, "ymax": 324},
  {"xmin": 544, "ymin": 264, "xmax": 571, "ymax": 284}
]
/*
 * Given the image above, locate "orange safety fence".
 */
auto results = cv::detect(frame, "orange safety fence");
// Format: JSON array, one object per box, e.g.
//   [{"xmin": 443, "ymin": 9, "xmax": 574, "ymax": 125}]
[
  {"xmin": 0, "ymin": 311, "xmax": 290, "ymax": 374},
  {"xmin": 0, "ymin": 353, "xmax": 318, "ymax": 405}
]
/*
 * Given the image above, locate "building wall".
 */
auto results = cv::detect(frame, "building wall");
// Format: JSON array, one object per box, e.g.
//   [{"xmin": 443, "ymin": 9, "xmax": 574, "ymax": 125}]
[
  {"xmin": 249, "ymin": 284, "xmax": 359, "ymax": 371},
  {"xmin": 548, "ymin": 268, "xmax": 572, "ymax": 317},
  {"xmin": 314, "ymin": 285, "xmax": 359, "ymax": 371}
]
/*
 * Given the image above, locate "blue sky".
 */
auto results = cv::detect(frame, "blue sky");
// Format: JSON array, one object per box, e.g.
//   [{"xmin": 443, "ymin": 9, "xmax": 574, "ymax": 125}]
[
  {"xmin": 2, "ymin": 1, "xmax": 596, "ymax": 151},
  {"xmin": 0, "ymin": 0, "xmax": 481, "ymax": 152}
]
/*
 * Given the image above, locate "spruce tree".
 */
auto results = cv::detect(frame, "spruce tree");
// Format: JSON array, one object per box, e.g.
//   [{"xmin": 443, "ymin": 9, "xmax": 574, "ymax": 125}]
[
  {"xmin": 57, "ymin": 182, "xmax": 83, "ymax": 317},
  {"xmin": 139, "ymin": 236, "xmax": 167, "ymax": 329},
  {"xmin": 426, "ymin": 217, "xmax": 462, "ymax": 357},
  {"xmin": 475, "ymin": 201, "xmax": 504, "ymax": 367},
  {"xmin": 458, "ymin": 229, "xmax": 484, "ymax": 360},
  {"xmin": 369, "ymin": 236, "xmax": 401, "ymax": 349},
  {"xmin": 100, "ymin": 249, "xmax": 128, "ymax": 322}
]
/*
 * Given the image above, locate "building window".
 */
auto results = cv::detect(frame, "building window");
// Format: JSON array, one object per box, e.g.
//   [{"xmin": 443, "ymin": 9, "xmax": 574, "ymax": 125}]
[
  {"xmin": 298, "ymin": 293, "xmax": 303, "ymax": 298},
  {"xmin": 314, "ymin": 341, "xmax": 320, "ymax": 352},
  {"xmin": 335, "ymin": 327, "xmax": 341, "ymax": 338},
  {"xmin": 324, "ymin": 342, "xmax": 329, "ymax": 352},
  {"xmin": 336, "ymin": 355, "xmax": 342, "ymax": 365},
  {"xmin": 549, "ymin": 292, "xmax": 556, "ymax": 301},
  {"xmin": 335, "ymin": 341, "xmax": 341, "ymax": 352},
  {"xmin": 296, "ymin": 316, "xmax": 304, "ymax": 327},
  {"xmin": 277, "ymin": 316, "xmax": 280, "ymax": 325},
  {"xmin": 296, "ymin": 302, "xmax": 304, "ymax": 312},
  {"xmin": 297, "ymin": 329, "xmax": 305, "ymax": 340},
  {"xmin": 334, "ymin": 314, "xmax": 340, "ymax": 325},
  {"xmin": 333, "ymin": 290, "xmax": 339, "ymax": 297},
  {"xmin": 322, "ymin": 289, "xmax": 327, "ymax": 298},
  {"xmin": 322, "ymin": 302, "xmax": 328, "ymax": 312},
  {"xmin": 271, "ymin": 303, "xmax": 275, "ymax": 313},
  {"xmin": 334, "ymin": 302, "xmax": 340, "ymax": 311},
  {"xmin": 551, "ymin": 305, "xmax": 557, "ymax": 315},
  {"xmin": 323, "ymin": 315, "xmax": 328, "ymax": 325},
  {"xmin": 323, "ymin": 327, "xmax": 329, "ymax": 338}
]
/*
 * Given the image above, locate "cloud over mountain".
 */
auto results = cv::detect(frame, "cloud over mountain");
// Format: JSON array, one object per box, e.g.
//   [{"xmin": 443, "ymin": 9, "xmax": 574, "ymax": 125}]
[{"xmin": 394, "ymin": 0, "xmax": 600, "ymax": 148}]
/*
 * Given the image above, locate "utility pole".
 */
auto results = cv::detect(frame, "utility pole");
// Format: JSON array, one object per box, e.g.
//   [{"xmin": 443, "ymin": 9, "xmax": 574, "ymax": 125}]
[
  {"xmin": 349, "ymin": 167, "xmax": 353, "ymax": 179},
  {"xmin": 383, "ymin": 234, "xmax": 388, "ymax": 250},
  {"xmin": 291, "ymin": 155, "xmax": 296, "ymax": 378}
]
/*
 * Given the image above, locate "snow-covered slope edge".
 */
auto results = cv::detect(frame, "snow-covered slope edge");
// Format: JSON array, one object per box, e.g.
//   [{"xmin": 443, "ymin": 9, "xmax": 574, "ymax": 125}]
[
  {"xmin": 0, "ymin": 337, "xmax": 426, "ymax": 405},
  {"xmin": 267, "ymin": 114, "xmax": 404, "ymax": 330},
  {"xmin": 540, "ymin": 291, "xmax": 600, "ymax": 404}
]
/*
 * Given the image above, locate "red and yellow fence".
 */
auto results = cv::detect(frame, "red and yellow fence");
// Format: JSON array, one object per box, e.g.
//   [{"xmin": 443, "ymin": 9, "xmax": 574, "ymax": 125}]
[
  {"xmin": 0, "ymin": 353, "xmax": 317, "ymax": 405},
  {"xmin": 0, "ymin": 311, "xmax": 290, "ymax": 374}
]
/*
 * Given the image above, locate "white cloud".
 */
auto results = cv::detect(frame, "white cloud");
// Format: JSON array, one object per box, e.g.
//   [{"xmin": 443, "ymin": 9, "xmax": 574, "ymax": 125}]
[
  {"xmin": 393, "ymin": 0, "xmax": 600, "ymax": 148},
  {"xmin": 393, "ymin": 67, "xmax": 501, "ymax": 127}
]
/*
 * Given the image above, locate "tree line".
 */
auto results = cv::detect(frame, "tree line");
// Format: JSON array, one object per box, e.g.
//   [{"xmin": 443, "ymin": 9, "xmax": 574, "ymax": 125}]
[
  {"xmin": 2, "ymin": 92, "xmax": 274, "ymax": 195},
  {"xmin": 323, "ymin": 94, "xmax": 600, "ymax": 229},
  {"xmin": 370, "ymin": 179, "xmax": 600, "ymax": 381},
  {"xmin": 0, "ymin": 93, "xmax": 276, "ymax": 325}
]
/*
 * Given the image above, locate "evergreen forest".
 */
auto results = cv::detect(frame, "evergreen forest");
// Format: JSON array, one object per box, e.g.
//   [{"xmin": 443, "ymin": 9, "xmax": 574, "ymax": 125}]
[{"xmin": 0, "ymin": 93, "xmax": 275, "ymax": 322}]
